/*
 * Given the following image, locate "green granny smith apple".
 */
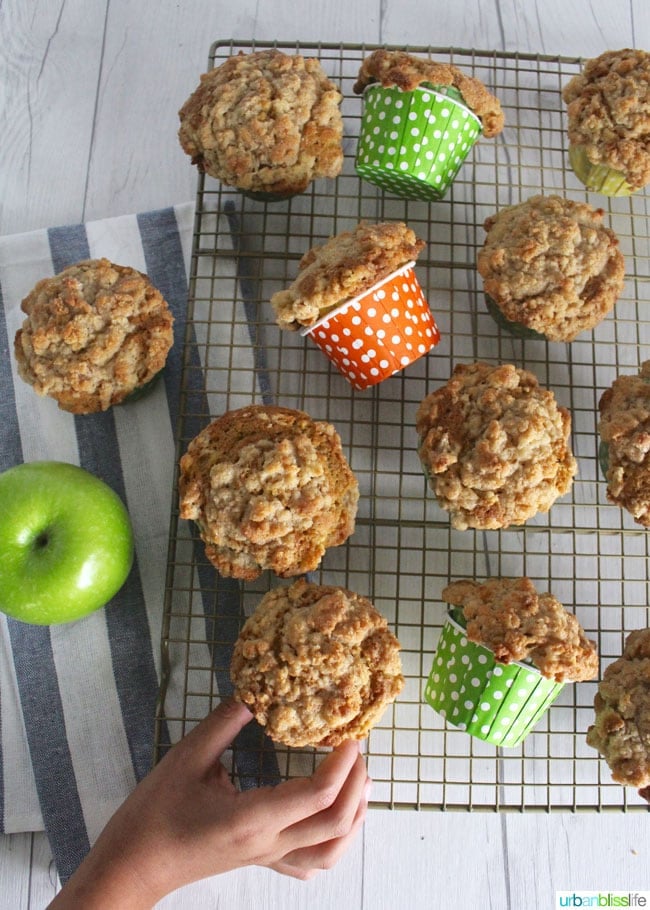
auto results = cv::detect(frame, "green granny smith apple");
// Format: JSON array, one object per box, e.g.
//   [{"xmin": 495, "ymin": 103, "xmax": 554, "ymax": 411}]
[{"xmin": 0, "ymin": 461, "xmax": 134, "ymax": 625}]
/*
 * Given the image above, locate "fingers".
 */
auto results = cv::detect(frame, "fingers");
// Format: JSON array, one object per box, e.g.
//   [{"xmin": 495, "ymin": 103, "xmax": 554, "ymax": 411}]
[
  {"xmin": 271, "ymin": 776, "xmax": 371, "ymax": 878},
  {"xmin": 278, "ymin": 750, "xmax": 369, "ymax": 855},
  {"xmin": 174, "ymin": 697, "xmax": 253, "ymax": 769},
  {"xmin": 246, "ymin": 739, "xmax": 362, "ymax": 830}
]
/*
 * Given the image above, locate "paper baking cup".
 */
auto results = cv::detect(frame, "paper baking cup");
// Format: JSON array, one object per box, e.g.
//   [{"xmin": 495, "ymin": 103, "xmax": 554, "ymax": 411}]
[
  {"xmin": 568, "ymin": 144, "xmax": 633, "ymax": 197},
  {"xmin": 424, "ymin": 615, "xmax": 564, "ymax": 747},
  {"xmin": 301, "ymin": 261, "xmax": 441, "ymax": 390},
  {"xmin": 484, "ymin": 293, "xmax": 547, "ymax": 341},
  {"xmin": 355, "ymin": 84, "xmax": 482, "ymax": 200}
]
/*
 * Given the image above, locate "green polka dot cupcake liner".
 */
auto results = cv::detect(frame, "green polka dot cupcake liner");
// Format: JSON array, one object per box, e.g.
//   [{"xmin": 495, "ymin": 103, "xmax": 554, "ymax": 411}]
[
  {"xmin": 568, "ymin": 144, "xmax": 633, "ymax": 197},
  {"xmin": 423, "ymin": 614, "xmax": 564, "ymax": 748},
  {"xmin": 355, "ymin": 83, "xmax": 482, "ymax": 201}
]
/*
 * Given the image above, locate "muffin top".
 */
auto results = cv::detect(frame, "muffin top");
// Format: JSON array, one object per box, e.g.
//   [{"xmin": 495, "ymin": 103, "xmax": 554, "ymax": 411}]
[
  {"xmin": 14, "ymin": 258, "xmax": 174, "ymax": 414},
  {"xmin": 598, "ymin": 359, "xmax": 650, "ymax": 526},
  {"xmin": 230, "ymin": 578, "xmax": 404, "ymax": 747},
  {"xmin": 270, "ymin": 220, "xmax": 425, "ymax": 331},
  {"xmin": 416, "ymin": 361, "xmax": 577, "ymax": 530},
  {"xmin": 587, "ymin": 628, "xmax": 650, "ymax": 799},
  {"xmin": 562, "ymin": 49, "xmax": 650, "ymax": 190},
  {"xmin": 178, "ymin": 49, "xmax": 343, "ymax": 195},
  {"xmin": 477, "ymin": 194, "xmax": 625, "ymax": 342},
  {"xmin": 178, "ymin": 405, "xmax": 359, "ymax": 580},
  {"xmin": 443, "ymin": 577, "xmax": 598, "ymax": 683},
  {"xmin": 353, "ymin": 49, "xmax": 505, "ymax": 138}
]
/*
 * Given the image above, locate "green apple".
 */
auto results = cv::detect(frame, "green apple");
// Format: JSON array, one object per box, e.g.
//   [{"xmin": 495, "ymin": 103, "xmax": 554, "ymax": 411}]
[{"xmin": 0, "ymin": 461, "xmax": 134, "ymax": 625}]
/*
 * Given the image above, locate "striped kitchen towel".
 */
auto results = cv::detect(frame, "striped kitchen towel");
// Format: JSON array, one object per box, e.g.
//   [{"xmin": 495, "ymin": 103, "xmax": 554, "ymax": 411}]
[{"xmin": 0, "ymin": 202, "xmax": 280, "ymax": 884}]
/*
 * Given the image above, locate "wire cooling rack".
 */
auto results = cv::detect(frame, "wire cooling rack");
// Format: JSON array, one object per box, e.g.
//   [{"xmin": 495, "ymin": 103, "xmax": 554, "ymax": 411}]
[{"xmin": 155, "ymin": 41, "xmax": 650, "ymax": 812}]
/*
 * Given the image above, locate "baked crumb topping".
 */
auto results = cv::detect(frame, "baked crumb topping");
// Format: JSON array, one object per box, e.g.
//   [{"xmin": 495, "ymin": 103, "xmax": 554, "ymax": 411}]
[
  {"xmin": 230, "ymin": 578, "xmax": 404, "ymax": 747},
  {"xmin": 599, "ymin": 359, "xmax": 650, "ymax": 526},
  {"xmin": 178, "ymin": 49, "xmax": 343, "ymax": 195},
  {"xmin": 478, "ymin": 194, "xmax": 625, "ymax": 342},
  {"xmin": 562, "ymin": 49, "xmax": 650, "ymax": 190},
  {"xmin": 587, "ymin": 628, "xmax": 650, "ymax": 798},
  {"xmin": 416, "ymin": 361, "xmax": 576, "ymax": 530},
  {"xmin": 179, "ymin": 405, "xmax": 359, "ymax": 579},
  {"xmin": 270, "ymin": 220, "xmax": 425, "ymax": 330},
  {"xmin": 353, "ymin": 49, "xmax": 505, "ymax": 138},
  {"xmin": 443, "ymin": 577, "xmax": 598, "ymax": 683},
  {"xmin": 14, "ymin": 258, "xmax": 174, "ymax": 413}
]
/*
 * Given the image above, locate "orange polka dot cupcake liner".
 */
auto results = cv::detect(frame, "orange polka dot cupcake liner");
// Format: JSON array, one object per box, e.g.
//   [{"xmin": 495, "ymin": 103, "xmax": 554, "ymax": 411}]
[{"xmin": 301, "ymin": 262, "xmax": 441, "ymax": 390}]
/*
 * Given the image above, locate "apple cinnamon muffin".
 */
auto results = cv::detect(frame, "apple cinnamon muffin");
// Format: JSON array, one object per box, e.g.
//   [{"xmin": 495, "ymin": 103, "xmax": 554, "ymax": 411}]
[
  {"xmin": 442, "ymin": 577, "xmax": 598, "ymax": 683},
  {"xmin": 178, "ymin": 49, "xmax": 343, "ymax": 198},
  {"xmin": 352, "ymin": 49, "xmax": 505, "ymax": 138},
  {"xmin": 270, "ymin": 220, "xmax": 425, "ymax": 331},
  {"xmin": 178, "ymin": 405, "xmax": 359, "ymax": 579},
  {"xmin": 230, "ymin": 578, "xmax": 404, "ymax": 747},
  {"xmin": 14, "ymin": 258, "xmax": 174, "ymax": 413},
  {"xmin": 587, "ymin": 628, "xmax": 650, "ymax": 801},
  {"xmin": 562, "ymin": 48, "xmax": 650, "ymax": 195},
  {"xmin": 416, "ymin": 361, "xmax": 577, "ymax": 530},
  {"xmin": 598, "ymin": 360, "xmax": 650, "ymax": 526},
  {"xmin": 477, "ymin": 195, "xmax": 625, "ymax": 342}
]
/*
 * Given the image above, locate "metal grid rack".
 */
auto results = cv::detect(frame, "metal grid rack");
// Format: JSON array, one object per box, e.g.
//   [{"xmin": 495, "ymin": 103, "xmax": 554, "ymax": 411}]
[{"xmin": 155, "ymin": 41, "xmax": 650, "ymax": 812}]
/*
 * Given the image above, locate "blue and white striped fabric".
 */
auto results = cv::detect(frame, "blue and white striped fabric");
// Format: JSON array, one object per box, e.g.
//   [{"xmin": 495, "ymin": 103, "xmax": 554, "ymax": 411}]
[{"xmin": 0, "ymin": 203, "xmax": 199, "ymax": 882}]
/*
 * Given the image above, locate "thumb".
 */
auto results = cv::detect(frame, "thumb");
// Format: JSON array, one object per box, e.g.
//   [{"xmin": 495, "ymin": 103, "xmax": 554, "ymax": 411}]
[{"xmin": 181, "ymin": 697, "xmax": 253, "ymax": 767}]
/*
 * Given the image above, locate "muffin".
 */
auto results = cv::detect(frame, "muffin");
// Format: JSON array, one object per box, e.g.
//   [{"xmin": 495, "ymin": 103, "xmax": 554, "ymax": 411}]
[
  {"xmin": 477, "ymin": 195, "xmax": 625, "ymax": 342},
  {"xmin": 178, "ymin": 405, "xmax": 359, "ymax": 579},
  {"xmin": 587, "ymin": 628, "xmax": 650, "ymax": 801},
  {"xmin": 598, "ymin": 359, "xmax": 650, "ymax": 526},
  {"xmin": 14, "ymin": 258, "xmax": 174, "ymax": 413},
  {"xmin": 562, "ymin": 49, "xmax": 650, "ymax": 196},
  {"xmin": 271, "ymin": 221, "xmax": 440, "ymax": 389},
  {"xmin": 178, "ymin": 49, "xmax": 343, "ymax": 199},
  {"xmin": 416, "ymin": 361, "xmax": 577, "ymax": 530},
  {"xmin": 230, "ymin": 577, "xmax": 404, "ymax": 747},
  {"xmin": 353, "ymin": 50, "xmax": 504, "ymax": 200},
  {"xmin": 424, "ymin": 577, "xmax": 598, "ymax": 747}
]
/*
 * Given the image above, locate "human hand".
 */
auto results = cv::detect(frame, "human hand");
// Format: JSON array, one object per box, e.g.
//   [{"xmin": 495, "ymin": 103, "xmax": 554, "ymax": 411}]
[{"xmin": 49, "ymin": 698, "xmax": 371, "ymax": 909}]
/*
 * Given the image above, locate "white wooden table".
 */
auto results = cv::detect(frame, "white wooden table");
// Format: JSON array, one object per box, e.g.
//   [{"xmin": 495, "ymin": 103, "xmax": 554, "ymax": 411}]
[{"xmin": 1, "ymin": 1, "xmax": 649, "ymax": 907}]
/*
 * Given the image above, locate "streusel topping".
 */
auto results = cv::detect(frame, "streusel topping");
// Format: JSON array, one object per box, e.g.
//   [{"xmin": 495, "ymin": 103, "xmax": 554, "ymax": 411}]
[
  {"xmin": 443, "ymin": 577, "xmax": 598, "ymax": 683},
  {"xmin": 478, "ymin": 195, "xmax": 625, "ymax": 342},
  {"xmin": 14, "ymin": 258, "xmax": 174, "ymax": 413},
  {"xmin": 599, "ymin": 359, "xmax": 650, "ymax": 526},
  {"xmin": 178, "ymin": 49, "xmax": 343, "ymax": 195},
  {"xmin": 416, "ymin": 362, "xmax": 577, "ymax": 530},
  {"xmin": 587, "ymin": 628, "xmax": 650, "ymax": 799},
  {"xmin": 562, "ymin": 49, "xmax": 650, "ymax": 190},
  {"xmin": 270, "ymin": 220, "xmax": 425, "ymax": 331},
  {"xmin": 231, "ymin": 578, "xmax": 404, "ymax": 747},
  {"xmin": 179, "ymin": 405, "xmax": 359, "ymax": 579},
  {"xmin": 353, "ymin": 49, "xmax": 505, "ymax": 138}
]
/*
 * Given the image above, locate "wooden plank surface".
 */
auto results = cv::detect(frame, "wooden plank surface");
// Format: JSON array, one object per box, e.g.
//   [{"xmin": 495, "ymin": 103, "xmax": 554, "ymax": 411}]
[{"xmin": 0, "ymin": 1, "xmax": 646, "ymax": 907}]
